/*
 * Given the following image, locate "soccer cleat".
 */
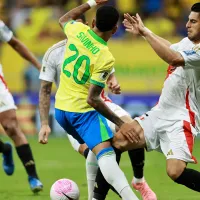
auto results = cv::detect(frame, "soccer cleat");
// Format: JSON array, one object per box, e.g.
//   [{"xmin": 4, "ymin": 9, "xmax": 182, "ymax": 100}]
[
  {"xmin": 132, "ymin": 180, "xmax": 157, "ymax": 200},
  {"xmin": 2, "ymin": 142, "xmax": 14, "ymax": 176},
  {"xmin": 28, "ymin": 176, "xmax": 43, "ymax": 193}
]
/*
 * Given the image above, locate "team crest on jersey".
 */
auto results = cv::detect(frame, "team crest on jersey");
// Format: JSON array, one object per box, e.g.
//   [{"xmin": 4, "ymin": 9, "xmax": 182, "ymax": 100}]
[
  {"xmin": 183, "ymin": 50, "xmax": 196, "ymax": 56},
  {"xmin": 99, "ymin": 71, "xmax": 109, "ymax": 80}
]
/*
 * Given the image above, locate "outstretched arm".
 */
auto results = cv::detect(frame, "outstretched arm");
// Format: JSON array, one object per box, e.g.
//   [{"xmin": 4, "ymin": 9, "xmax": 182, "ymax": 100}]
[
  {"xmin": 59, "ymin": 0, "xmax": 108, "ymax": 28},
  {"xmin": 87, "ymin": 84, "xmax": 124, "ymax": 127},
  {"xmin": 8, "ymin": 36, "xmax": 41, "ymax": 70},
  {"xmin": 124, "ymin": 13, "xmax": 184, "ymax": 67},
  {"xmin": 87, "ymin": 84, "xmax": 140, "ymax": 143}
]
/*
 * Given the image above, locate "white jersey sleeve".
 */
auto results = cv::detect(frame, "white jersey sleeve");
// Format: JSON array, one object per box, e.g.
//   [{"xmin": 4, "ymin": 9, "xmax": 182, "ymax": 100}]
[
  {"xmin": 110, "ymin": 67, "xmax": 115, "ymax": 75},
  {"xmin": 39, "ymin": 49, "xmax": 57, "ymax": 83},
  {"xmin": 170, "ymin": 42, "xmax": 180, "ymax": 51},
  {"xmin": 39, "ymin": 40, "xmax": 66, "ymax": 85},
  {"xmin": 179, "ymin": 46, "xmax": 200, "ymax": 69},
  {"xmin": 0, "ymin": 21, "xmax": 13, "ymax": 42}
]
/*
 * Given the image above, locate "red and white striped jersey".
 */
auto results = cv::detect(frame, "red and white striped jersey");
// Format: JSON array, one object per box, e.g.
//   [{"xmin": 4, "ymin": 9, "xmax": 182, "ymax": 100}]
[{"xmin": 154, "ymin": 37, "xmax": 200, "ymax": 131}]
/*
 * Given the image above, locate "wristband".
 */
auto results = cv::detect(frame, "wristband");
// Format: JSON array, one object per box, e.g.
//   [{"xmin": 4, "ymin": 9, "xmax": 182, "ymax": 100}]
[{"xmin": 87, "ymin": 0, "xmax": 97, "ymax": 7}]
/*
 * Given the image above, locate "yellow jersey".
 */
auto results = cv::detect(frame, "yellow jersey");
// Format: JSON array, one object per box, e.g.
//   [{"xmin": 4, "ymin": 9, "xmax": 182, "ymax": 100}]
[{"xmin": 55, "ymin": 20, "xmax": 115, "ymax": 113}]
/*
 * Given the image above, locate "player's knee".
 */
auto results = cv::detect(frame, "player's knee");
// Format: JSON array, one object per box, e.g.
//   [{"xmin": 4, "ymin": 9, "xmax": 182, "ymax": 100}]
[
  {"xmin": 1, "ymin": 116, "xmax": 19, "ymax": 137},
  {"xmin": 112, "ymin": 133, "xmax": 127, "ymax": 152},
  {"xmin": 166, "ymin": 160, "xmax": 186, "ymax": 181}
]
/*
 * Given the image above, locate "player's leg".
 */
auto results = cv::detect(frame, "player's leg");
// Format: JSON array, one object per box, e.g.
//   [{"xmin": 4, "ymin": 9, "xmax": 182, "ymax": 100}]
[
  {"xmin": 93, "ymin": 120, "xmax": 152, "ymax": 200},
  {"xmin": 85, "ymin": 113, "xmax": 141, "ymax": 200},
  {"xmin": 119, "ymin": 114, "xmax": 156, "ymax": 199},
  {"xmin": 0, "ymin": 109, "xmax": 43, "ymax": 193},
  {"xmin": 0, "ymin": 139, "xmax": 14, "ymax": 175},
  {"xmin": 67, "ymin": 134, "xmax": 89, "ymax": 158},
  {"xmin": 167, "ymin": 159, "xmax": 200, "ymax": 192},
  {"xmin": 93, "ymin": 114, "xmax": 156, "ymax": 200},
  {"xmin": 86, "ymin": 150, "xmax": 99, "ymax": 200},
  {"xmin": 55, "ymin": 109, "xmax": 140, "ymax": 200},
  {"xmin": 163, "ymin": 120, "xmax": 200, "ymax": 192},
  {"xmin": 93, "ymin": 146, "xmax": 122, "ymax": 200}
]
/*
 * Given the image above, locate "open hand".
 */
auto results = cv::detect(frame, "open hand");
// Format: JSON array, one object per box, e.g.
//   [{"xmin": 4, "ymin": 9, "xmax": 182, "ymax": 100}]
[
  {"xmin": 107, "ymin": 74, "xmax": 121, "ymax": 94},
  {"xmin": 123, "ymin": 13, "xmax": 146, "ymax": 36},
  {"xmin": 119, "ymin": 122, "xmax": 140, "ymax": 143}
]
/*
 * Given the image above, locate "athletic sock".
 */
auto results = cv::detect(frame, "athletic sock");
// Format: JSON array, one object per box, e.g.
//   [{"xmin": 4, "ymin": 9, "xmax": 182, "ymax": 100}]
[
  {"xmin": 0, "ymin": 140, "xmax": 11, "ymax": 154},
  {"xmin": 133, "ymin": 177, "xmax": 145, "ymax": 184},
  {"xmin": 97, "ymin": 147, "xmax": 139, "ymax": 200},
  {"xmin": 16, "ymin": 144, "xmax": 38, "ymax": 179},
  {"xmin": 94, "ymin": 147, "xmax": 122, "ymax": 199},
  {"xmin": 128, "ymin": 148, "xmax": 145, "ymax": 179},
  {"xmin": 175, "ymin": 168, "xmax": 200, "ymax": 192},
  {"xmin": 86, "ymin": 151, "xmax": 98, "ymax": 200}
]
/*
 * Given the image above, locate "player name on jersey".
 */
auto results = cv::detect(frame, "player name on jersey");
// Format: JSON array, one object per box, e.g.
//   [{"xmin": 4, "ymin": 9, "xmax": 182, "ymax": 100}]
[{"xmin": 77, "ymin": 32, "xmax": 100, "ymax": 55}]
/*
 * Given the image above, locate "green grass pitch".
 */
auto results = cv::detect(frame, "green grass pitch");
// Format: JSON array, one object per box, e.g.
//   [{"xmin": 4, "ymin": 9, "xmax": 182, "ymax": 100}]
[{"xmin": 0, "ymin": 136, "xmax": 199, "ymax": 200}]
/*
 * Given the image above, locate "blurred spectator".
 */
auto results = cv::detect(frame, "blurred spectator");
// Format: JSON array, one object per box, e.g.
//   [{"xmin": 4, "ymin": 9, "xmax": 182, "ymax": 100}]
[
  {"xmin": 141, "ymin": 0, "xmax": 163, "ymax": 16},
  {"xmin": 24, "ymin": 60, "xmax": 41, "ymax": 94}
]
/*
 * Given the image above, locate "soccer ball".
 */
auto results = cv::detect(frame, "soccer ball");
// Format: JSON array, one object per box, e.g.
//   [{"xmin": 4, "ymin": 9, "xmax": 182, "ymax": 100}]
[{"xmin": 50, "ymin": 179, "xmax": 80, "ymax": 200}]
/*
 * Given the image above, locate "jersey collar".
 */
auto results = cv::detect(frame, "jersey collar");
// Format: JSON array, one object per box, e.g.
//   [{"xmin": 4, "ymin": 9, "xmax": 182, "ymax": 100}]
[{"xmin": 88, "ymin": 29, "xmax": 107, "ymax": 46}]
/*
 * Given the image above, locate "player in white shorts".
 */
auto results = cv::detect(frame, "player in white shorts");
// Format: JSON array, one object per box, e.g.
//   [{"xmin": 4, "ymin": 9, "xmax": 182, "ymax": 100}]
[
  {"xmin": 38, "ymin": 15, "xmax": 156, "ymax": 200},
  {"xmin": 0, "ymin": 20, "xmax": 43, "ymax": 192},
  {"xmin": 114, "ymin": 2, "xmax": 200, "ymax": 193}
]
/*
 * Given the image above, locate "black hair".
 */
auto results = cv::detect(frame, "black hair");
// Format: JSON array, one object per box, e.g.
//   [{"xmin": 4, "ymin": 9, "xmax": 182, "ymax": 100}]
[
  {"xmin": 78, "ymin": 14, "xmax": 86, "ymax": 23},
  {"xmin": 96, "ymin": 6, "xmax": 119, "ymax": 32},
  {"xmin": 191, "ymin": 3, "xmax": 200, "ymax": 12}
]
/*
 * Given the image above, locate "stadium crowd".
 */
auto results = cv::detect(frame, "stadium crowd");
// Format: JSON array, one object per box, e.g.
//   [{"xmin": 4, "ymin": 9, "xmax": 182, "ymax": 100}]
[{"xmin": 0, "ymin": 0, "xmax": 198, "ymax": 38}]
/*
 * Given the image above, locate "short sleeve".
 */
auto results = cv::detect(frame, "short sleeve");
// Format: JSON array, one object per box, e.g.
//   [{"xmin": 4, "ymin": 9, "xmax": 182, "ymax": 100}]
[
  {"xmin": 39, "ymin": 50, "xmax": 56, "ymax": 82},
  {"xmin": 0, "ymin": 21, "xmax": 13, "ymax": 42},
  {"xmin": 63, "ymin": 20, "xmax": 89, "ymax": 37},
  {"xmin": 170, "ymin": 42, "xmax": 180, "ymax": 51},
  {"xmin": 90, "ymin": 56, "xmax": 115, "ymax": 88},
  {"xmin": 179, "ymin": 45, "xmax": 200, "ymax": 69}
]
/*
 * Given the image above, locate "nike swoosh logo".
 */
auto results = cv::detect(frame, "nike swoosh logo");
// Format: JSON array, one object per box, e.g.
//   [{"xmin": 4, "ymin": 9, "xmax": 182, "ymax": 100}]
[{"xmin": 62, "ymin": 192, "xmax": 74, "ymax": 200}]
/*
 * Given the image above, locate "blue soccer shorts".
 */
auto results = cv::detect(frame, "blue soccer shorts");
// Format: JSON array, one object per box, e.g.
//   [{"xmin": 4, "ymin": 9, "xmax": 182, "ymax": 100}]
[{"xmin": 55, "ymin": 109, "xmax": 114, "ymax": 150}]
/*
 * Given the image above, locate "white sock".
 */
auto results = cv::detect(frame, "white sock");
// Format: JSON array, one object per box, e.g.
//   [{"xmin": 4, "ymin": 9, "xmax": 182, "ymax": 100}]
[
  {"xmin": 86, "ymin": 151, "xmax": 98, "ymax": 200},
  {"xmin": 98, "ymin": 153, "xmax": 139, "ymax": 200},
  {"xmin": 67, "ymin": 134, "xmax": 80, "ymax": 152},
  {"xmin": 120, "ymin": 186, "xmax": 139, "ymax": 200},
  {"xmin": 133, "ymin": 177, "xmax": 145, "ymax": 184}
]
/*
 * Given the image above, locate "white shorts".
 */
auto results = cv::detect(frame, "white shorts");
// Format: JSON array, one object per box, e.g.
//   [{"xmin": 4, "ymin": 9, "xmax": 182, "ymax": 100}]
[
  {"xmin": 0, "ymin": 90, "xmax": 17, "ymax": 113},
  {"xmin": 105, "ymin": 101, "xmax": 130, "ymax": 134},
  {"xmin": 135, "ymin": 110, "xmax": 197, "ymax": 163}
]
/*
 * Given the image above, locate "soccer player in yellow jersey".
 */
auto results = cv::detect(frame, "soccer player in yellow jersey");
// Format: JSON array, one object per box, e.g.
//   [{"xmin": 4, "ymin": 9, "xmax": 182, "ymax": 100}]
[{"xmin": 55, "ymin": 1, "xmax": 140, "ymax": 200}]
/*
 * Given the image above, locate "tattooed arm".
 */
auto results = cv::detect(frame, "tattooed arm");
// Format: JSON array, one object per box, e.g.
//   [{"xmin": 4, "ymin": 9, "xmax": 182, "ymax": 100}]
[{"xmin": 38, "ymin": 80, "xmax": 52, "ymax": 144}]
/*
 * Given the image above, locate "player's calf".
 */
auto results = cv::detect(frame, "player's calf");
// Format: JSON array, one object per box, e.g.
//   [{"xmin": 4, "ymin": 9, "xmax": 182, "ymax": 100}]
[
  {"xmin": 0, "ymin": 110, "xmax": 27, "ymax": 146},
  {"xmin": 167, "ymin": 159, "xmax": 200, "ymax": 192},
  {"xmin": 166, "ymin": 159, "xmax": 186, "ymax": 180}
]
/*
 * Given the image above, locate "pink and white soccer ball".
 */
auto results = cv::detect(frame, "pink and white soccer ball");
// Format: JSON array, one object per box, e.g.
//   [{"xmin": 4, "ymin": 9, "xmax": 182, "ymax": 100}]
[{"xmin": 50, "ymin": 179, "xmax": 80, "ymax": 200}]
